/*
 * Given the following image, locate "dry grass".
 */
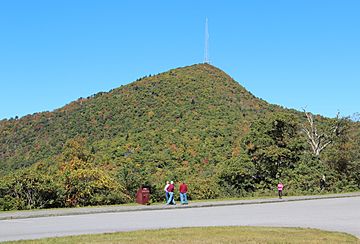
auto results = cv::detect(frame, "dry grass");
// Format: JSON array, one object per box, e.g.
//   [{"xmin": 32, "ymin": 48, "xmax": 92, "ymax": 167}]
[{"xmin": 6, "ymin": 226, "xmax": 359, "ymax": 244}]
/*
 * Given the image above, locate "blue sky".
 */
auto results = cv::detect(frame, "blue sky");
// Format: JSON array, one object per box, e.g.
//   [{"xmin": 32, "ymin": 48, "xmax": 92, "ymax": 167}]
[{"xmin": 0, "ymin": 0, "xmax": 359, "ymax": 119}]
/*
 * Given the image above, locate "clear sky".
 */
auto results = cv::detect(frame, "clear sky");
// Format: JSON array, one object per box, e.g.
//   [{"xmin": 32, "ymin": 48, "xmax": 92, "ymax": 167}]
[{"xmin": 0, "ymin": 0, "xmax": 359, "ymax": 119}]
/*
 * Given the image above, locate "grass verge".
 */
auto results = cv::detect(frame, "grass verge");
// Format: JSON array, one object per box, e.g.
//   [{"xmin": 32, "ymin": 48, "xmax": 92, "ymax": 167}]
[{"xmin": 5, "ymin": 226, "xmax": 359, "ymax": 244}]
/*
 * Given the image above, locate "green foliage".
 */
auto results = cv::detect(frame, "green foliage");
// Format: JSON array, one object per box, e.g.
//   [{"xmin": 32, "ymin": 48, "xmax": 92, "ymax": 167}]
[
  {"xmin": 280, "ymin": 154, "xmax": 325, "ymax": 194},
  {"xmin": 0, "ymin": 64, "xmax": 359, "ymax": 210},
  {"xmin": 186, "ymin": 175, "xmax": 221, "ymax": 200},
  {"xmin": 0, "ymin": 168, "xmax": 60, "ymax": 210},
  {"xmin": 60, "ymin": 138, "xmax": 129, "ymax": 207},
  {"xmin": 217, "ymin": 154, "xmax": 256, "ymax": 196},
  {"xmin": 0, "ymin": 64, "xmax": 271, "ymax": 172},
  {"xmin": 348, "ymin": 160, "xmax": 360, "ymax": 188},
  {"xmin": 243, "ymin": 113, "xmax": 305, "ymax": 188}
]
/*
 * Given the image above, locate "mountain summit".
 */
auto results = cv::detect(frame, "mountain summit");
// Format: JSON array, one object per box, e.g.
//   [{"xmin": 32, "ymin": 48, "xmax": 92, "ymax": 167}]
[{"xmin": 0, "ymin": 63, "xmax": 276, "ymax": 171}]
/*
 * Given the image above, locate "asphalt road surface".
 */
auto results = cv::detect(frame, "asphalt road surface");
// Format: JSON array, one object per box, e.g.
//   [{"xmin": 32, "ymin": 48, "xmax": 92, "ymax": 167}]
[{"xmin": 1, "ymin": 197, "xmax": 359, "ymax": 242}]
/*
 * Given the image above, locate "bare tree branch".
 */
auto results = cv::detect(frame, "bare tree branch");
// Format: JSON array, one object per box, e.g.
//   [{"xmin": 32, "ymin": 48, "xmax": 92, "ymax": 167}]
[{"xmin": 301, "ymin": 109, "xmax": 343, "ymax": 157}]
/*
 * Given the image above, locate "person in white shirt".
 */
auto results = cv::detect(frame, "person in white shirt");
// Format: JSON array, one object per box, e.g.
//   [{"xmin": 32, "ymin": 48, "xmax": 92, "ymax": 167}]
[{"xmin": 164, "ymin": 180, "xmax": 170, "ymax": 203}]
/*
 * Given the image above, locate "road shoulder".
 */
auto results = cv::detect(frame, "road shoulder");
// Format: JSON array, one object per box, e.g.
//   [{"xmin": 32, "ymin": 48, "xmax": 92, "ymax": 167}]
[{"xmin": 1, "ymin": 192, "xmax": 359, "ymax": 220}]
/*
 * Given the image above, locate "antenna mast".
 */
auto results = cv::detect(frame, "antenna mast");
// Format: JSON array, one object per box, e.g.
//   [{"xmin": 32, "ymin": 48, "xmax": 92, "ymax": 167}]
[{"xmin": 204, "ymin": 17, "xmax": 210, "ymax": 64}]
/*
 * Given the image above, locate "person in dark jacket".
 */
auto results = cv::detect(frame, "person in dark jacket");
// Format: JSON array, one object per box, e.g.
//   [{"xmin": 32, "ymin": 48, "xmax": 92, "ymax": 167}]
[{"xmin": 320, "ymin": 175, "xmax": 326, "ymax": 190}]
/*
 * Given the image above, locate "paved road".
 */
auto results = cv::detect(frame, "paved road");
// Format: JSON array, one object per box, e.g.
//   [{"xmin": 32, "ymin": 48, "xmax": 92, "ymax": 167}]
[{"xmin": 1, "ymin": 197, "xmax": 359, "ymax": 242}]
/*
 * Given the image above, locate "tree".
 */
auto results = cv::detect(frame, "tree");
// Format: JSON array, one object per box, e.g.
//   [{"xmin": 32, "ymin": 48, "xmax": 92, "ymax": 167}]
[
  {"xmin": 60, "ymin": 137, "xmax": 129, "ymax": 207},
  {"xmin": 301, "ymin": 110, "xmax": 346, "ymax": 157},
  {"xmin": 116, "ymin": 159, "xmax": 146, "ymax": 198},
  {"xmin": 0, "ymin": 168, "xmax": 60, "ymax": 210},
  {"xmin": 243, "ymin": 113, "xmax": 304, "ymax": 187},
  {"xmin": 217, "ymin": 153, "xmax": 256, "ymax": 196}
]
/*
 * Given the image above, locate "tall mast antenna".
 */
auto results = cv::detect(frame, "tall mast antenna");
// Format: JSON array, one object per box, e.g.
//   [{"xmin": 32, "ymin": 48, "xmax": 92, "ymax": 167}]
[{"xmin": 204, "ymin": 17, "xmax": 210, "ymax": 64}]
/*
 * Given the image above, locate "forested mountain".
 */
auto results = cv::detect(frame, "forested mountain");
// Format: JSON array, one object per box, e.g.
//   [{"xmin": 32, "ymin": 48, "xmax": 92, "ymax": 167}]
[
  {"xmin": 0, "ymin": 64, "xmax": 275, "ymax": 172},
  {"xmin": 0, "ymin": 64, "xmax": 359, "ymax": 210}
]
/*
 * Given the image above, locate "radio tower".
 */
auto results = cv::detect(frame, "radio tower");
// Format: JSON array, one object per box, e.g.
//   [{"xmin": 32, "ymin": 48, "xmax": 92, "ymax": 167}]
[{"xmin": 204, "ymin": 17, "xmax": 210, "ymax": 64}]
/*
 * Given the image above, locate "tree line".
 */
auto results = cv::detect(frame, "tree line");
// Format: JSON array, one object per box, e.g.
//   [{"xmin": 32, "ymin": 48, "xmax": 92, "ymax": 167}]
[{"xmin": 1, "ymin": 111, "xmax": 359, "ymax": 211}]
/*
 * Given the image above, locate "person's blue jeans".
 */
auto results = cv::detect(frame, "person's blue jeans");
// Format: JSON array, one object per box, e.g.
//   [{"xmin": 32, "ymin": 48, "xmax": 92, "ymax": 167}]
[
  {"xmin": 167, "ymin": 192, "xmax": 175, "ymax": 204},
  {"xmin": 180, "ymin": 193, "xmax": 188, "ymax": 204},
  {"xmin": 165, "ymin": 192, "xmax": 169, "ymax": 203}
]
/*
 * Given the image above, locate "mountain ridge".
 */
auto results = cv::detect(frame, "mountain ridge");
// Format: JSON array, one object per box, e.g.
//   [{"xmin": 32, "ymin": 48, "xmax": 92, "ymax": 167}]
[{"xmin": 0, "ymin": 63, "xmax": 281, "ymax": 171}]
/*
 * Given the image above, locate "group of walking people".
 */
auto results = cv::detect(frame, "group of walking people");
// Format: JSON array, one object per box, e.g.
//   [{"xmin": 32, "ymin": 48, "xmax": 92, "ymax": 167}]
[
  {"xmin": 162, "ymin": 177, "xmax": 325, "ymax": 205},
  {"xmin": 164, "ymin": 180, "xmax": 188, "ymax": 205}
]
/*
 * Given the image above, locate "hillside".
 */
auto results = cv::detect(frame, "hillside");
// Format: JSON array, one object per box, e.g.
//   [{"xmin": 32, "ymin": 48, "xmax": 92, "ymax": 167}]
[
  {"xmin": 0, "ymin": 63, "xmax": 359, "ymax": 210},
  {"xmin": 0, "ymin": 64, "xmax": 277, "ymax": 171}
]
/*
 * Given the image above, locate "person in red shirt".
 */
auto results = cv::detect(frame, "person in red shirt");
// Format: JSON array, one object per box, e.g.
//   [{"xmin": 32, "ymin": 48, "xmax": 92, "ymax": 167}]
[
  {"xmin": 166, "ymin": 181, "xmax": 176, "ymax": 205},
  {"xmin": 179, "ymin": 181, "xmax": 188, "ymax": 204}
]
